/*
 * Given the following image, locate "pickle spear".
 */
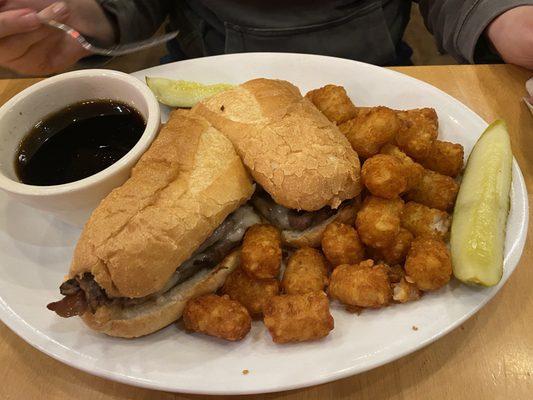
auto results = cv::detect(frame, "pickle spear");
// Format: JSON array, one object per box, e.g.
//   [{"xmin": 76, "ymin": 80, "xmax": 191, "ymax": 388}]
[
  {"xmin": 146, "ymin": 77, "xmax": 234, "ymax": 107},
  {"xmin": 450, "ymin": 120, "xmax": 512, "ymax": 286}
]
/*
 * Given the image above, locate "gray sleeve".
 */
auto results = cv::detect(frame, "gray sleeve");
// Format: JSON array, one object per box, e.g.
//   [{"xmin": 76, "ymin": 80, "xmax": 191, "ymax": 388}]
[
  {"xmin": 96, "ymin": 0, "xmax": 172, "ymax": 43},
  {"xmin": 418, "ymin": 0, "xmax": 533, "ymax": 63}
]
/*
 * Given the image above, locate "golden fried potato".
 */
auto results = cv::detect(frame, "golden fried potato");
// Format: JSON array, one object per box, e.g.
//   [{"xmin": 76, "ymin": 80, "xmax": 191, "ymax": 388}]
[
  {"xmin": 378, "ymin": 263, "xmax": 406, "ymax": 283},
  {"xmin": 263, "ymin": 291, "xmax": 334, "ymax": 343},
  {"xmin": 405, "ymin": 169, "xmax": 459, "ymax": 211},
  {"xmin": 419, "ymin": 140, "xmax": 464, "ymax": 177},
  {"xmin": 396, "ymin": 108, "xmax": 438, "ymax": 160},
  {"xmin": 222, "ymin": 267, "xmax": 279, "ymax": 316},
  {"xmin": 361, "ymin": 154, "xmax": 407, "ymax": 198},
  {"xmin": 372, "ymin": 228, "xmax": 413, "ymax": 265},
  {"xmin": 282, "ymin": 247, "xmax": 328, "ymax": 294},
  {"xmin": 355, "ymin": 196, "xmax": 404, "ymax": 249},
  {"xmin": 339, "ymin": 106, "xmax": 401, "ymax": 158},
  {"xmin": 392, "ymin": 277, "xmax": 421, "ymax": 303},
  {"xmin": 241, "ymin": 224, "xmax": 282, "ymax": 279},
  {"xmin": 321, "ymin": 221, "xmax": 365, "ymax": 267},
  {"xmin": 380, "ymin": 144, "xmax": 424, "ymax": 190},
  {"xmin": 401, "ymin": 201, "xmax": 451, "ymax": 240},
  {"xmin": 183, "ymin": 294, "xmax": 251, "ymax": 341},
  {"xmin": 404, "ymin": 237, "xmax": 452, "ymax": 291},
  {"xmin": 329, "ymin": 260, "xmax": 392, "ymax": 308},
  {"xmin": 305, "ymin": 84, "xmax": 357, "ymax": 124}
]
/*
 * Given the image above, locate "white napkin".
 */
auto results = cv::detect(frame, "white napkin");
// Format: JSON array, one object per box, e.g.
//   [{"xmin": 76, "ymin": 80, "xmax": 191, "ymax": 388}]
[{"xmin": 525, "ymin": 77, "xmax": 533, "ymax": 115}]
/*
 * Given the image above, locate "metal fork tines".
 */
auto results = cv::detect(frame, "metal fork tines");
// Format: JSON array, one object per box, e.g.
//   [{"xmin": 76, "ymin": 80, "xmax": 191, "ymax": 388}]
[{"xmin": 43, "ymin": 19, "xmax": 179, "ymax": 56}]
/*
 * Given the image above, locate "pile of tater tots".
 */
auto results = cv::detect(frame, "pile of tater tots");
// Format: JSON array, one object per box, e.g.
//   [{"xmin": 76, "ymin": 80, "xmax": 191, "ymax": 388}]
[{"xmin": 183, "ymin": 85, "xmax": 464, "ymax": 344}]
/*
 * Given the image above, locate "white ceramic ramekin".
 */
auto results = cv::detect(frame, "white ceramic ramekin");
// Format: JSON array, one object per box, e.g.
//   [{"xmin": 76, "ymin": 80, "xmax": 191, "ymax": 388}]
[{"xmin": 0, "ymin": 69, "xmax": 160, "ymax": 227}]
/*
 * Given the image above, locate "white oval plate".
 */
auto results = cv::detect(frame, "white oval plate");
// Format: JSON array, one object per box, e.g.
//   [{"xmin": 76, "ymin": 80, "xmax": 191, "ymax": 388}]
[{"xmin": 0, "ymin": 53, "xmax": 528, "ymax": 395}]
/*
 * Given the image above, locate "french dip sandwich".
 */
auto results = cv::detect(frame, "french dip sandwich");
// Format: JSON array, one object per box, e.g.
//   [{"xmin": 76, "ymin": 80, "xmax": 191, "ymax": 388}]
[
  {"xmin": 192, "ymin": 78, "xmax": 362, "ymax": 247},
  {"xmin": 48, "ymin": 79, "xmax": 362, "ymax": 338},
  {"xmin": 47, "ymin": 110, "xmax": 258, "ymax": 338}
]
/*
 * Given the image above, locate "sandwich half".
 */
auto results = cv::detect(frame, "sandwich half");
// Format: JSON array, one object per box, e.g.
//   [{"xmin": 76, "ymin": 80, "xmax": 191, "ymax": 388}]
[
  {"xmin": 192, "ymin": 78, "xmax": 362, "ymax": 247},
  {"xmin": 48, "ymin": 110, "xmax": 257, "ymax": 338}
]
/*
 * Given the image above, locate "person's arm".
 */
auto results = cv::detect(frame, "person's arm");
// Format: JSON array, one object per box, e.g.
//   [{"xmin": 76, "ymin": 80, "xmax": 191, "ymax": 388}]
[
  {"xmin": 95, "ymin": 0, "xmax": 172, "ymax": 43},
  {"xmin": 418, "ymin": 0, "xmax": 533, "ymax": 66},
  {"xmin": 485, "ymin": 6, "xmax": 533, "ymax": 70},
  {"xmin": 0, "ymin": 0, "xmax": 116, "ymax": 75}
]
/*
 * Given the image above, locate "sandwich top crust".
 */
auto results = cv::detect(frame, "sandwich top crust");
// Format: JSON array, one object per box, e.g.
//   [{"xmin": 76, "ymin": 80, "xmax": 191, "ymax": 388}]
[
  {"xmin": 192, "ymin": 78, "xmax": 362, "ymax": 211},
  {"xmin": 69, "ymin": 110, "xmax": 254, "ymax": 298}
]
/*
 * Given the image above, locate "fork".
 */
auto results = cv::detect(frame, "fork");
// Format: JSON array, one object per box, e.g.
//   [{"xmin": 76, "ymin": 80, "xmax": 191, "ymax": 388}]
[{"xmin": 40, "ymin": 19, "xmax": 179, "ymax": 57}]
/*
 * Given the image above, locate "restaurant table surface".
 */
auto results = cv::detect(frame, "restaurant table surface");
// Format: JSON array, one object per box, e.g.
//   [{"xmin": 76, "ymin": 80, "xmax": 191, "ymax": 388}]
[{"xmin": 0, "ymin": 64, "xmax": 531, "ymax": 400}]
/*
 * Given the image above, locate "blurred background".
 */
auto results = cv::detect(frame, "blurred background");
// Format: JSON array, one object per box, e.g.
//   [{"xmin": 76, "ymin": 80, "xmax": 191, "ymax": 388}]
[{"xmin": 0, "ymin": 4, "xmax": 456, "ymax": 78}]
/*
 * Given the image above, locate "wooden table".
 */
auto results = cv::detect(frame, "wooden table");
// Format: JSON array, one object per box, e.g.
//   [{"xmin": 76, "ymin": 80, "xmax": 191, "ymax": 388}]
[{"xmin": 0, "ymin": 65, "xmax": 532, "ymax": 400}]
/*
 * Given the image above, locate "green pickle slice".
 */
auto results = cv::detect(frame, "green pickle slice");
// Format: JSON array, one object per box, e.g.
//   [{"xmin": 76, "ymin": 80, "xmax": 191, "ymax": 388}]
[
  {"xmin": 451, "ymin": 120, "xmax": 512, "ymax": 286},
  {"xmin": 146, "ymin": 77, "xmax": 234, "ymax": 107}
]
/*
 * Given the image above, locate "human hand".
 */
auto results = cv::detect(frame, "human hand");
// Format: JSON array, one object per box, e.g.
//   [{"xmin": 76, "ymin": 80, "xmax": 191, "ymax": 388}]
[
  {"xmin": 486, "ymin": 6, "xmax": 533, "ymax": 70},
  {"xmin": 0, "ymin": 0, "xmax": 115, "ymax": 75}
]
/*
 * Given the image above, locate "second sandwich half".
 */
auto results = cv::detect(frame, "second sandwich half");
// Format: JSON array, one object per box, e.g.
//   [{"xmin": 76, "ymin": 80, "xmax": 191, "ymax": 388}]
[{"xmin": 193, "ymin": 78, "xmax": 362, "ymax": 247}]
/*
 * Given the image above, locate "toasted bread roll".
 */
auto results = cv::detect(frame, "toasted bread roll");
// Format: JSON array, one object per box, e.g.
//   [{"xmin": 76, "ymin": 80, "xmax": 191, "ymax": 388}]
[
  {"xmin": 70, "ymin": 110, "xmax": 254, "ymax": 299},
  {"xmin": 192, "ymin": 78, "xmax": 361, "ymax": 211}
]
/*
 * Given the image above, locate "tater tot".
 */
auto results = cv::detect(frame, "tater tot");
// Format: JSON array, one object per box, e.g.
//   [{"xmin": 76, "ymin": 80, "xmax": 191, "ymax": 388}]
[
  {"xmin": 183, "ymin": 294, "xmax": 251, "ymax": 341},
  {"xmin": 263, "ymin": 291, "xmax": 334, "ymax": 343},
  {"xmin": 222, "ymin": 267, "xmax": 279, "ymax": 316},
  {"xmin": 305, "ymin": 85, "xmax": 357, "ymax": 124},
  {"xmin": 404, "ymin": 237, "xmax": 452, "ymax": 291},
  {"xmin": 355, "ymin": 196, "xmax": 404, "ymax": 249},
  {"xmin": 401, "ymin": 201, "xmax": 451, "ymax": 240},
  {"xmin": 396, "ymin": 108, "xmax": 438, "ymax": 160},
  {"xmin": 405, "ymin": 169, "xmax": 459, "ymax": 211},
  {"xmin": 361, "ymin": 154, "xmax": 408, "ymax": 198},
  {"xmin": 419, "ymin": 140, "xmax": 464, "ymax": 177},
  {"xmin": 392, "ymin": 277, "xmax": 421, "ymax": 303},
  {"xmin": 378, "ymin": 263, "xmax": 406, "ymax": 283},
  {"xmin": 339, "ymin": 106, "xmax": 401, "ymax": 158},
  {"xmin": 373, "ymin": 260, "xmax": 405, "ymax": 284},
  {"xmin": 380, "ymin": 144, "xmax": 424, "ymax": 190},
  {"xmin": 241, "ymin": 224, "xmax": 282, "ymax": 279},
  {"xmin": 321, "ymin": 222, "xmax": 365, "ymax": 267},
  {"xmin": 282, "ymin": 248, "xmax": 328, "ymax": 294},
  {"xmin": 329, "ymin": 260, "xmax": 392, "ymax": 308},
  {"xmin": 372, "ymin": 228, "xmax": 413, "ymax": 265}
]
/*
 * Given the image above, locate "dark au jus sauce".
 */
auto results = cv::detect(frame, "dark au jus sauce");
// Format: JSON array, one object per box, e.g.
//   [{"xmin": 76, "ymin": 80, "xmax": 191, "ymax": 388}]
[{"xmin": 15, "ymin": 100, "xmax": 146, "ymax": 186}]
